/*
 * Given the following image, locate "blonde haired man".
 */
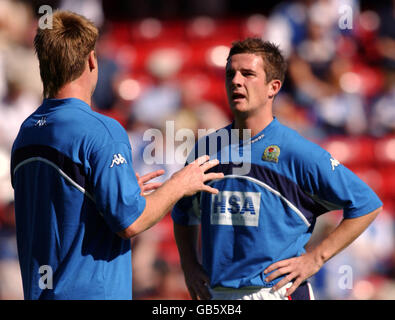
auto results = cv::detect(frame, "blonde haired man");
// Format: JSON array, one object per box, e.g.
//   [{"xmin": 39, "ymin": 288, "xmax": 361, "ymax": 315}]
[{"xmin": 11, "ymin": 10, "xmax": 223, "ymax": 300}]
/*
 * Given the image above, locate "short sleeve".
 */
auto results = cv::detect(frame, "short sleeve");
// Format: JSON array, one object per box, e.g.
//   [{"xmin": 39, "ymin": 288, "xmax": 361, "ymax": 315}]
[
  {"xmin": 89, "ymin": 141, "xmax": 146, "ymax": 233},
  {"xmin": 171, "ymin": 194, "xmax": 201, "ymax": 226},
  {"xmin": 301, "ymin": 148, "xmax": 383, "ymax": 219}
]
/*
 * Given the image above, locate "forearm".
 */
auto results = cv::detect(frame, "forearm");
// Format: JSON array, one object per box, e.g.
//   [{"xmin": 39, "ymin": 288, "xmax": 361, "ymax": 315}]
[
  {"xmin": 264, "ymin": 207, "xmax": 382, "ymax": 295},
  {"xmin": 174, "ymin": 223, "xmax": 200, "ymax": 269},
  {"xmin": 117, "ymin": 155, "xmax": 222, "ymax": 239},
  {"xmin": 174, "ymin": 223, "xmax": 212, "ymax": 300},
  {"xmin": 118, "ymin": 178, "xmax": 184, "ymax": 238},
  {"xmin": 309, "ymin": 207, "xmax": 382, "ymax": 266}
]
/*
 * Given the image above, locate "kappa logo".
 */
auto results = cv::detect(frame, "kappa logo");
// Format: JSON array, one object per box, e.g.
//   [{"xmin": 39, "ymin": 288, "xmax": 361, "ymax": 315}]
[
  {"xmin": 110, "ymin": 153, "xmax": 127, "ymax": 168},
  {"xmin": 35, "ymin": 116, "xmax": 47, "ymax": 127},
  {"xmin": 330, "ymin": 157, "xmax": 340, "ymax": 171}
]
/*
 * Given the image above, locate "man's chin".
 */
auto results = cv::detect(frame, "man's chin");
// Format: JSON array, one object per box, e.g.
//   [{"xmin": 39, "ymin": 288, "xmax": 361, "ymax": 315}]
[{"xmin": 230, "ymin": 102, "xmax": 250, "ymax": 114}]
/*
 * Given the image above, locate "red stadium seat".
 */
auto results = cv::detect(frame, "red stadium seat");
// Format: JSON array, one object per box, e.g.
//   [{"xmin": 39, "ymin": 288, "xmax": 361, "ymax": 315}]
[
  {"xmin": 373, "ymin": 135, "xmax": 395, "ymax": 165},
  {"xmin": 185, "ymin": 16, "xmax": 241, "ymax": 43},
  {"xmin": 350, "ymin": 166, "xmax": 385, "ymax": 196},
  {"xmin": 129, "ymin": 18, "xmax": 187, "ymax": 43},
  {"xmin": 382, "ymin": 198, "xmax": 395, "ymax": 218},
  {"xmin": 240, "ymin": 14, "xmax": 267, "ymax": 39},
  {"xmin": 379, "ymin": 166, "xmax": 395, "ymax": 198},
  {"xmin": 347, "ymin": 164, "xmax": 395, "ymax": 199}
]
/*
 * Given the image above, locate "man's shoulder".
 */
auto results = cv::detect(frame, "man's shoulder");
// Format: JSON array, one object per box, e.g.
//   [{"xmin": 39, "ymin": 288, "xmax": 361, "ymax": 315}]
[
  {"xmin": 274, "ymin": 121, "xmax": 328, "ymax": 163},
  {"xmin": 67, "ymin": 105, "xmax": 129, "ymax": 144},
  {"xmin": 13, "ymin": 100, "xmax": 130, "ymax": 154},
  {"xmin": 71, "ymin": 105, "xmax": 124, "ymax": 132}
]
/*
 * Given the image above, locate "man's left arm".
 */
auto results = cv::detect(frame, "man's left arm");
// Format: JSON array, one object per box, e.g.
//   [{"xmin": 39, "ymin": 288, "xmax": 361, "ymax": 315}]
[{"xmin": 264, "ymin": 206, "xmax": 382, "ymax": 296}]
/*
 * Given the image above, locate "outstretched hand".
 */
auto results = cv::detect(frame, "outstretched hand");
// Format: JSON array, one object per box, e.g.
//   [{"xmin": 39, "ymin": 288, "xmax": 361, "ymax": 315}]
[{"xmin": 172, "ymin": 155, "xmax": 224, "ymax": 197}]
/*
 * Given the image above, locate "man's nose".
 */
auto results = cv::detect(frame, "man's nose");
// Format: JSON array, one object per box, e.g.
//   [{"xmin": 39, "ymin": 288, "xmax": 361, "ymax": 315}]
[{"xmin": 231, "ymin": 71, "xmax": 243, "ymax": 87}]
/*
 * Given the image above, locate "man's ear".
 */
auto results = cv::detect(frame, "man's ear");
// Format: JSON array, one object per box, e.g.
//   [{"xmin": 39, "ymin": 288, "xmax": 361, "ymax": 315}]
[
  {"xmin": 268, "ymin": 79, "xmax": 282, "ymax": 99},
  {"xmin": 88, "ymin": 50, "xmax": 96, "ymax": 72}
]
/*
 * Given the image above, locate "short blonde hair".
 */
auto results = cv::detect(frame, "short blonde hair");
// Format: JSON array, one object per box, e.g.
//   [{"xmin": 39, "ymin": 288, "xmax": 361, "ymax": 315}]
[{"xmin": 34, "ymin": 10, "xmax": 99, "ymax": 98}]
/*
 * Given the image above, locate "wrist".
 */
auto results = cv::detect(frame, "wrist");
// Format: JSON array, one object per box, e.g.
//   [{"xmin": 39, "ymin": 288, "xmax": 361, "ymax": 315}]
[
  {"xmin": 165, "ymin": 174, "xmax": 186, "ymax": 199},
  {"xmin": 308, "ymin": 247, "xmax": 327, "ymax": 269}
]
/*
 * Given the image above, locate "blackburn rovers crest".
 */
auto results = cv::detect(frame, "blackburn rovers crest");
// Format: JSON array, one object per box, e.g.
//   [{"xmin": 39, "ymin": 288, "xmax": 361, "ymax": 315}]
[{"xmin": 262, "ymin": 145, "xmax": 280, "ymax": 163}]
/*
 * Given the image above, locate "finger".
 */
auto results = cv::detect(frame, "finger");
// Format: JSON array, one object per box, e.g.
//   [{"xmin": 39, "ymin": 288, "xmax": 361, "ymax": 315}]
[
  {"xmin": 198, "ymin": 288, "xmax": 211, "ymax": 300},
  {"xmin": 193, "ymin": 155, "xmax": 210, "ymax": 166},
  {"xmin": 188, "ymin": 281, "xmax": 209, "ymax": 300},
  {"xmin": 141, "ymin": 182, "xmax": 163, "ymax": 192},
  {"xmin": 200, "ymin": 159, "xmax": 220, "ymax": 172},
  {"xmin": 264, "ymin": 259, "xmax": 290, "ymax": 274},
  {"xmin": 285, "ymin": 278, "xmax": 303, "ymax": 297},
  {"xmin": 203, "ymin": 172, "xmax": 224, "ymax": 182},
  {"xmin": 202, "ymin": 185, "xmax": 219, "ymax": 195},
  {"xmin": 139, "ymin": 169, "xmax": 165, "ymax": 183},
  {"xmin": 195, "ymin": 282, "xmax": 211, "ymax": 300},
  {"xmin": 264, "ymin": 267, "xmax": 293, "ymax": 283},
  {"xmin": 187, "ymin": 286, "xmax": 198, "ymax": 300},
  {"xmin": 272, "ymin": 273, "xmax": 297, "ymax": 292}
]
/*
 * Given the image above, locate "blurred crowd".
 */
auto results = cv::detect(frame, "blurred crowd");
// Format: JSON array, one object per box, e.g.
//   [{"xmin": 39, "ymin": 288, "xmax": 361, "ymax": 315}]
[{"xmin": 0, "ymin": 0, "xmax": 394, "ymax": 300}]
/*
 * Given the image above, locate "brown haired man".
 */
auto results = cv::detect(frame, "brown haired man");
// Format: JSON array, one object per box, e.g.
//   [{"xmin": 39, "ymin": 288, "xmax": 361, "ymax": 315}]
[
  {"xmin": 172, "ymin": 38, "xmax": 382, "ymax": 300},
  {"xmin": 11, "ymin": 10, "xmax": 223, "ymax": 299}
]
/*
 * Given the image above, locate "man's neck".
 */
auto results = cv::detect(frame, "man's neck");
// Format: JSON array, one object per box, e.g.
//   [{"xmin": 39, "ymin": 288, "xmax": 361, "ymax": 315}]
[
  {"xmin": 233, "ymin": 107, "xmax": 274, "ymax": 138},
  {"xmin": 54, "ymin": 81, "xmax": 92, "ymax": 106}
]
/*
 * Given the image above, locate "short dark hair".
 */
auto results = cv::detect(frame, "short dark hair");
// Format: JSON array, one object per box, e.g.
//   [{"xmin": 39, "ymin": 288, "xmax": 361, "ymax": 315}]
[
  {"xmin": 227, "ymin": 38, "xmax": 287, "ymax": 84},
  {"xmin": 34, "ymin": 10, "xmax": 99, "ymax": 98}
]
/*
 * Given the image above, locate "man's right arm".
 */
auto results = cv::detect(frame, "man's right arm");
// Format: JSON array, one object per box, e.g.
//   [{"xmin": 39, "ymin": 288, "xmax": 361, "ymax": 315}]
[
  {"xmin": 173, "ymin": 223, "xmax": 211, "ymax": 300},
  {"xmin": 117, "ymin": 155, "xmax": 223, "ymax": 239}
]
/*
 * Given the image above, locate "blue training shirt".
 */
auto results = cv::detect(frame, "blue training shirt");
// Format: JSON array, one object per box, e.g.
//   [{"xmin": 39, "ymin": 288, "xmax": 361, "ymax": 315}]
[
  {"xmin": 172, "ymin": 117, "xmax": 382, "ymax": 289},
  {"xmin": 11, "ymin": 98, "xmax": 146, "ymax": 299}
]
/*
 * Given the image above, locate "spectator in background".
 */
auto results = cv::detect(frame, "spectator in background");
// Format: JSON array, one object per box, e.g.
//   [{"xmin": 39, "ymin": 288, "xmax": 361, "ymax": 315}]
[
  {"xmin": 0, "ymin": 201, "xmax": 23, "ymax": 300},
  {"xmin": 272, "ymin": 92, "xmax": 319, "ymax": 140},
  {"xmin": 263, "ymin": 0, "xmax": 311, "ymax": 59},
  {"xmin": 376, "ymin": 0, "xmax": 395, "ymax": 70},
  {"xmin": 131, "ymin": 48, "xmax": 183, "ymax": 129},
  {"xmin": 174, "ymin": 75, "xmax": 230, "ymax": 136},
  {"xmin": 370, "ymin": 68, "xmax": 395, "ymax": 136},
  {"xmin": 91, "ymin": 30, "xmax": 120, "ymax": 111},
  {"xmin": 313, "ymin": 57, "xmax": 368, "ymax": 136},
  {"xmin": 370, "ymin": 0, "xmax": 395, "ymax": 136},
  {"xmin": 0, "ymin": 0, "xmax": 42, "ymax": 98},
  {"xmin": 288, "ymin": 34, "xmax": 369, "ymax": 135},
  {"xmin": 0, "ymin": 79, "xmax": 39, "ymax": 151}
]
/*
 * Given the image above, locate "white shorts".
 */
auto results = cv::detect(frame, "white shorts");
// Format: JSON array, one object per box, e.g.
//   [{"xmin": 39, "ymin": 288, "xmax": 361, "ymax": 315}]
[{"xmin": 209, "ymin": 281, "xmax": 315, "ymax": 300}]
